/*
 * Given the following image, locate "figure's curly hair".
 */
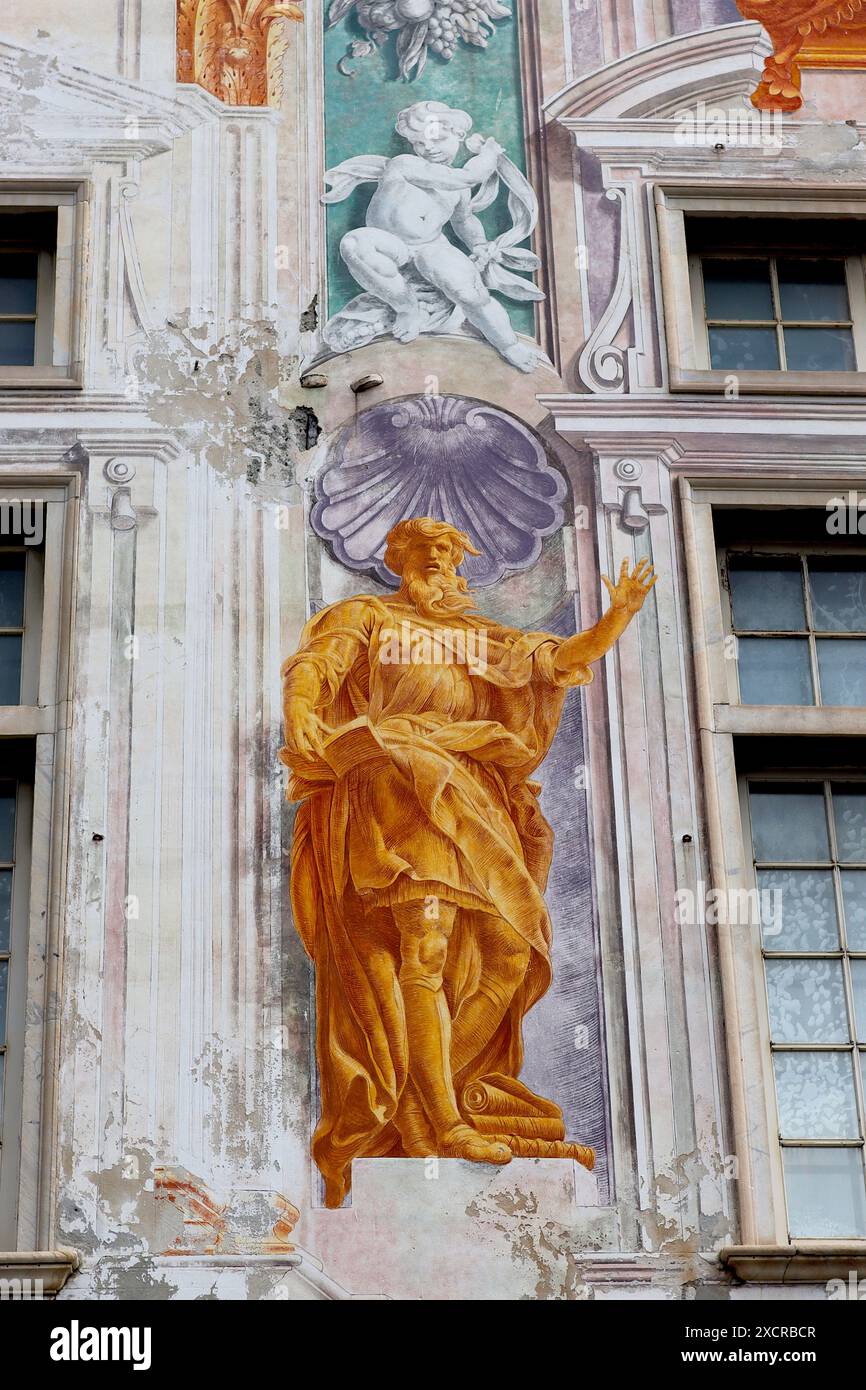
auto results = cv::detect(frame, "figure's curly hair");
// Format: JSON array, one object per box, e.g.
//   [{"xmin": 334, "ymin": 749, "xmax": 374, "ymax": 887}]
[{"xmin": 383, "ymin": 518, "xmax": 481, "ymax": 578}]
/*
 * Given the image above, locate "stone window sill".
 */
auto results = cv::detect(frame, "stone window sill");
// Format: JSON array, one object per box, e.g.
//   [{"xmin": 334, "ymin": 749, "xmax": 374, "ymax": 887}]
[
  {"xmin": 720, "ymin": 1244, "xmax": 866, "ymax": 1283},
  {"xmin": 0, "ymin": 1249, "xmax": 80, "ymax": 1297}
]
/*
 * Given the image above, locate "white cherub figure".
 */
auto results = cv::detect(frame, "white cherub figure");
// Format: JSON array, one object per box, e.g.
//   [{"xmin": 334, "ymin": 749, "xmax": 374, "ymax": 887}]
[{"xmin": 321, "ymin": 100, "xmax": 546, "ymax": 372}]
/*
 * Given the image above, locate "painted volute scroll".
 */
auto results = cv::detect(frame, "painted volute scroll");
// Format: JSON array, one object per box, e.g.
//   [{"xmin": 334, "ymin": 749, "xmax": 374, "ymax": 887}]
[{"xmin": 280, "ymin": 522, "xmax": 656, "ymax": 1207}]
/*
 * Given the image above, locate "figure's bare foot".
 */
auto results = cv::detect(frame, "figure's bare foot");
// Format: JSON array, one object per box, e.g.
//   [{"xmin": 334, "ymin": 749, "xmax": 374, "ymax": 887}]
[
  {"xmin": 439, "ymin": 1124, "xmax": 512, "ymax": 1166},
  {"xmin": 393, "ymin": 306, "xmax": 422, "ymax": 343},
  {"xmin": 502, "ymin": 342, "xmax": 545, "ymax": 373}
]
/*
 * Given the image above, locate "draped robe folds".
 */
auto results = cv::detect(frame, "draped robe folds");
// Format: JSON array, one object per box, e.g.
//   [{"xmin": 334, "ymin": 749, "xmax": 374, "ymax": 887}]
[{"xmin": 280, "ymin": 595, "xmax": 591, "ymax": 1207}]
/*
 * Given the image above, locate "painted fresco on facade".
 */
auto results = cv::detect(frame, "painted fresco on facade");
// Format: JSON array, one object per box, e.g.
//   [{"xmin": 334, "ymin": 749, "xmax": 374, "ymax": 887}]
[{"xmin": 281, "ymin": 517, "xmax": 654, "ymax": 1205}]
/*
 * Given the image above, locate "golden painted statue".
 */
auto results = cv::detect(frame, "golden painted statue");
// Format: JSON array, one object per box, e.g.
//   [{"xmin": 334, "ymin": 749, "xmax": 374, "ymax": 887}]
[{"xmin": 281, "ymin": 518, "xmax": 656, "ymax": 1207}]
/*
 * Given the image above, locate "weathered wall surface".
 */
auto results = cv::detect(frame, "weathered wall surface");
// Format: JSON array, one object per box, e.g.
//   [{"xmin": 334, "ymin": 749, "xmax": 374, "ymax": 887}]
[{"xmin": 0, "ymin": 1, "xmax": 862, "ymax": 1300}]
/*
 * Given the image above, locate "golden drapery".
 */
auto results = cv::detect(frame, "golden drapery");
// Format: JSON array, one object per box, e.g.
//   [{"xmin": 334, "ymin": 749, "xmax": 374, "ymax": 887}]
[{"xmin": 280, "ymin": 596, "xmax": 591, "ymax": 1207}]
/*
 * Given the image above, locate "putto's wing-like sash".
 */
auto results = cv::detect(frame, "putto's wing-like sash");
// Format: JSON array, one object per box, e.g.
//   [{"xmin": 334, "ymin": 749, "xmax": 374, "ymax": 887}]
[{"xmin": 322, "ymin": 156, "xmax": 389, "ymax": 204}]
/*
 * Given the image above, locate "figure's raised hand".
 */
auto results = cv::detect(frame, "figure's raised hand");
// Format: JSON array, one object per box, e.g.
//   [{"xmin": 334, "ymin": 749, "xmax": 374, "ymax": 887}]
[{"xmin": 601, "ymin": 558, "xmax": 657, "ymax": 615}]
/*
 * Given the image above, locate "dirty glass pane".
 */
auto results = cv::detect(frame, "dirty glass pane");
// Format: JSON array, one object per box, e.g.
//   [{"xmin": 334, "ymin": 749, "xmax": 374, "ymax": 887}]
[
  {"xmin": 0, "ymin": 321, "xmax": 35, "ymax": 367},
  {"xmin": 765, "ymin": 959, "xmax": 848, "ymax": 1043},
  {"xmin": 757, "ymin": 868, "xmax": 838, "ymax": 951},
  {"xmin": 833, "ymin": 787, "xmax": 866, "ymax": 863},
  {"xmin": 750, "ymin": 785, "xmax": 829, "ymax": 863},
  {"xmin": 0, "ymin": 253, "xmax": 37, "ymax": 315},
  {"xmin": 0, "ymin": 636, "xmax": 22, "ymax": 704},
  {"xmin": 785, "ymin": 326, "xmax": 856, "ymax": 373},
  {"xmin": 709, "ymin": 326, "xmax": 779, "ymax": 372},
  {"xmin": 818, "ymin": 639, "xmax": 866, "ymax": 706},
  {"xmin": 729, "ymin": 563, "xmax": 805, "ymax": 631},
  {"xmin": 774, "ymin": 1051, "xmax": 860, "ymax": 1140},
  {"xmin": 777, "ymin": 259, "xmax": 851, "ymax": 322},
  {"xmin": 842, "ymin": 871, "xmax": 866, "ymax": 950},
  {"xmin": 0, "ymin": 554, "xmax": 25, "ymax": 627},
  {"xmin": 738, "ymin": 637, "xmax": 812, "ymax": 705},
  {"xmin": 852, "ymin": 961, "xmax": 866, "ymax": 1044},
  {"xmin": 809, "ymin": 564, "xmax": 866, "ymax": 633},
  {"xmin": 703, "ymin": 259, "xmax": 774, "ymax": 320},
  {"xmin": 784, "ymin": 1148, "xmax": 866, "ymax": 1237},
  {"xmin": 0, "ymin": 871, "xmax": 12, "ymax": 954}
]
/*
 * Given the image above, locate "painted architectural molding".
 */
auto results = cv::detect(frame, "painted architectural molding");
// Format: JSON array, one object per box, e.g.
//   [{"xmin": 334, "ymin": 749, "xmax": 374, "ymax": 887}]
[
  {"xmin": 311, "ymin": 394, "xmax": 567, "ymax": 587},
  {"xmin": 328, "ymin": 0, "xmax": 512, "ymax": 80},
  {"xmin": 176, "ymin": 0, "xmax": 303, "ymax": 106},
  {"xmin": 322, "ymin": 101, "xmax": 545, "ymax": 372},
  {"xmin": 736, "ymin": 0, "xmax": 866, "ymax": 110}
]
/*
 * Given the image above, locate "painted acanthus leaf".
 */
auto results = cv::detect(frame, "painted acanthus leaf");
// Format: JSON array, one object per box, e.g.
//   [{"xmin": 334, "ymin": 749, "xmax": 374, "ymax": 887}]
[
  {"xmin": 735, "ymin": 0, "xmax": 866, "ymax": 108},
  {"xmin": 176, "ymin": 0, "xmax": 303, "ymax": 106}
]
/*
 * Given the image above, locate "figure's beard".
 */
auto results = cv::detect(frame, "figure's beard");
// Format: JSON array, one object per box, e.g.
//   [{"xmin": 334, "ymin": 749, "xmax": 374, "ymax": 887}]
[{"xmin": 399, "ymin": 566, "xmax": 476, "ymax": 620}]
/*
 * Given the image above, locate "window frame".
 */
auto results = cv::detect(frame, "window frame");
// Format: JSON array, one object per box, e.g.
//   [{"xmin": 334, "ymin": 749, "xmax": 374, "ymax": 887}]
[
  {"xmin": 0, "ymin": 479, "xmax": 77, "ymax": 1251},
  {"xmin": 657, "ymin": 186, "xmax": 866, "ymax": 395},
  {"xmin": 681, "ymin": 475, "xmax": 866, "ymax": 1253},
  {"xmin": 738, "ymin": 772, "xmax": 866, "ymax": 1240},
  {"xmin": 0, "ymin": 185, "xmax": 88, "ymax": 391}
]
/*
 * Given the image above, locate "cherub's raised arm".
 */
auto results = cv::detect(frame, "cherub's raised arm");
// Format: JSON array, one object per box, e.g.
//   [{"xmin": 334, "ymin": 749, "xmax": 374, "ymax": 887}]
[
  {"xmin": 554, "ymin": 559, "xmax": 657, "ymax": 674},
  {"xmin": 390, "ymin": 139, "xmax": 502, "ymax": 192}
]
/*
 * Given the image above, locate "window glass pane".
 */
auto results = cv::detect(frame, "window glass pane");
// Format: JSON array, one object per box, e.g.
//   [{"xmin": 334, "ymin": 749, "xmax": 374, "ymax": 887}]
[
  {"xmin": 784, "ymin": 326, "xmax": 856, "ymax": 373},
  {"xmin": 0, "ymin": 635, "xmax": 22, "ymax": 704},
  {"xmin": 842, "ymin": 870, "xmax": 866, "ymax": 950},
  {"xmin": 0, "ymin": 791, "xmax": 15, "ymax": 861},
  {"xmin": 708, "ymin": 327, "xmax": 780, "ymax": 372},
  {"xmin": 765, "ymin": 959, "xmax": 848, "ymax": 1043},
  {"xmin": 750, "ymin": 785, "xmax": 830, "ymax": 862},
  {"xmin": 777, "ymin": 259, "xmax": 851, "ymax": 322},
  {"xmin": 833, "ymin": 787, "xmax": 866, "ymax": 863},
  {"xmin": 702, "ymin": 259, "xmax": 774, "ymax": 320},
  {"xmin": 0, "ymin": 321, "xmax": 35, "ymax": 367},
  {"xmin": 0, "ymin": 870, "xmax": 11, "ymax": 954},
  {"xmin": 809, "ymin": 564, "xmax": 866, "ymax": 633},
  {"xmin": 738, "ymin": 637, "xmax": 813, "ymax": 705},
  {"xmin": 852, "ymin": 960, "xmax": 866, "ymax": 1044},
  {"xmin": 817, "ymin": 639, "xmax": 866, "ymax": 706},
  {"xmin": 757, "ymin": 868, "xmax": 838, "ymax": 951},
  {"xmin": 783, "ymin": 1147, "xmax": 866, "ymax": 1238},
  {"xmin": 0, "ymin": 957, "xmax": 6, "ymax": 1044},
  {"xmin": 774, "ymin": 1051, "xmax": 860, "ymax": 1139},
  {"xmin": 0, "ymin": 253, "xmax": 37, "ymax": 315},
  {"xmin": 0, "ymin": 554, "xmax": 25, "ymax": 627},
  {"xmin": 729, "ymin": 563, "xmax": 805, "ymax": 631}
]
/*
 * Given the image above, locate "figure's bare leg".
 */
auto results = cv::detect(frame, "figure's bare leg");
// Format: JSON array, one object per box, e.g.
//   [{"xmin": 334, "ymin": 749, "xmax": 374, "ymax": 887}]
[
  {"xmin": 340, "ymin": 227, "xmax": 422, "ymax": 342},
  {"xmin": 394, "ymin": 898, "xmax": 511, "ymax": 1166},
  {"xmin": 451, "ymin": 916, "xmax": 531, "ymax": 1076},
  {"xmin": 413, "ymin": 243, "xmax": 545, "ymax": 373}
]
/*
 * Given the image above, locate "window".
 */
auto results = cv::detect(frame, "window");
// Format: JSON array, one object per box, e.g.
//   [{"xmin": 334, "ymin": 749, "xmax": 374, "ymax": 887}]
[
  {"xmin": 0, "ymin": 188, "xmax": 86, "ymax": 389},
  {"xmin": 683, "ymin": 481, "xmax": 866, "ymax": 1262},
  {"xmin": 0, "ymin": 213, "xmax": 56, "ymax": 369},
  {"xmin": 695, "ymin": 255, "xmax": 860, "ymax": 374},
  {"xmin": 0, "ymin": 486, "xmax": 74, "ymax": 1249},
  {"xmin": 656, "ymin": 188, "xmax": 866, "ymax": 394},
  {"xmin": 726, "ymin": 551, "xmax": 866, "ymax": 708},
  {"xmin": 744, "ymin": 776, "xmax": 866, "ymax": 1238}
]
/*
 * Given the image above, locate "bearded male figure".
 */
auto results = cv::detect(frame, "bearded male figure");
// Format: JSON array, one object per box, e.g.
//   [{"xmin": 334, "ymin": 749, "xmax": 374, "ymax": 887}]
[{"xmin": 281, "ymin": 519, "xmax": 656, "ymax": 1207}]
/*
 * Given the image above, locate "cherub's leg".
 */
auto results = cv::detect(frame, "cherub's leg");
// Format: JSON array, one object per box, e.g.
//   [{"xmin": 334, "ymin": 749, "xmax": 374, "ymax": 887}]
[
  {"xmin": 413, "ymin": 242, "xmax": 544, "ymax": 373},
  {"xmin": 339, "ymin": 227, "xmax": 421, "ymax": 342}
]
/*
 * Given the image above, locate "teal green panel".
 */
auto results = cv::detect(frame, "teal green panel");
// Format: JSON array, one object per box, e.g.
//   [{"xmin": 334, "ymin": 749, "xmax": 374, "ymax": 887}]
[{"xmin": 323, "ymin": 5, "xmax": 535, "ymax": 335}]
